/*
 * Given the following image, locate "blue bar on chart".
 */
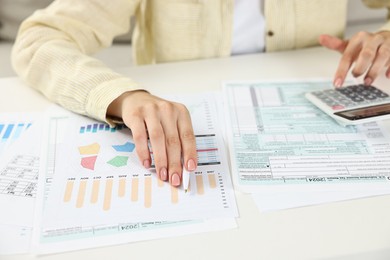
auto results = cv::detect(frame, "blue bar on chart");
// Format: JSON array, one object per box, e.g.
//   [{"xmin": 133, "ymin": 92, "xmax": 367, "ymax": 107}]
[
  {"xmin": 79, "ymin": 123, "xmax": 127, "ymax": 134},
  {"xmin": 2, "ymin": 124, "xmax": 15, "ymax": 140},
  {"xmin": 13, "ymin": 123, "xmax": 25, "ymax": 139}
]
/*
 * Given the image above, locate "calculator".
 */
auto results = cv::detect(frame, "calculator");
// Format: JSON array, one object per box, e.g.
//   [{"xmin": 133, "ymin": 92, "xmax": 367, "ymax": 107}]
[{"xmin": 305, "ymin": 84, "xmax": 390, "ymax": 125}]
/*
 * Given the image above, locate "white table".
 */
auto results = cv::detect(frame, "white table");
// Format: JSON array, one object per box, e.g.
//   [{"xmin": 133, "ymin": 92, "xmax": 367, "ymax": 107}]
[{"xmin": 2, "ymin": 47, "xmax": 390, "ymax": 260}]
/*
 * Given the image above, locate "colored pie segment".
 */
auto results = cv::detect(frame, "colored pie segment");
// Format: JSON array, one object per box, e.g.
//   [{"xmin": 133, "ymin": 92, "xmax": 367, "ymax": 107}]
[
  {"xmin": 79, "ymin": 143, "xmax": 101, "ymax": 170},
  {"xmin": 112, "ymin": 142, "xmax": 135, "ymax": 152},
  {"xmin": 107, "ymin": 156, "xmax": 129, "ymax": 167},
  {"xmin": 79, "ymin": 142, "xmax": 100, "ymax": 155},
  {"xmin": 81, "ymin": 156, "xmax": 98, "ymax": 170}
]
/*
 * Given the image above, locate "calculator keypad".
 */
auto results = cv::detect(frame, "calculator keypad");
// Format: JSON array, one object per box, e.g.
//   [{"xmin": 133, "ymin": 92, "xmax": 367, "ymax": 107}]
[{"xmin": 311, "ymin": 84, "xmax": 390, "ymax": 111}]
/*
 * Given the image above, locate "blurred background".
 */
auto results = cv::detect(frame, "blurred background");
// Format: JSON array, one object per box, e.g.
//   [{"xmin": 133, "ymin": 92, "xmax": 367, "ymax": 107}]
[{"xmin": 0, "ymin": 0, "xmax": 388, "ymax": 78}]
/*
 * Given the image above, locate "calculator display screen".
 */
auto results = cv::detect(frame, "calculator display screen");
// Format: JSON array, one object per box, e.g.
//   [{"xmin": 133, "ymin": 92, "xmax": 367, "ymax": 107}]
[{"xmin": 334, "ymin": 103, "xmax": 390, "ymax": 120}]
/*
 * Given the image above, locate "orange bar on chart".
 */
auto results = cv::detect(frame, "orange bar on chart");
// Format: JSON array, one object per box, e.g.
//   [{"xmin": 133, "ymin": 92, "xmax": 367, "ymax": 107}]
[
  {"xmin": 63, "ymin": 180, "xmax": 74, "ymax": 202},
  {"xmin": 131, "ymin": 178, "xmax": 139, "ymax": 202},
  {"xmin": 208, "ymin": 174, "xmax": 217, "ymax": 188},
  {"xmin": 118, "ymin": 178, "xmax": 126, "ymax": 197},
  {"xmin": 171, "ymin": 185, "xmax": 179, "ymax": 204},
  {"xmin": 76, "ymin": 180, "xmax": 87, "ymax": 208},
  {"xmin": 157, "ymin": 178, "xmax": 164, "ymax": 187},
  {"xmin": 196, "ymin": 175, "xmax": 204, "ymax": 195},
  {"xmin": 144, "ymin": 177, "xmax": 152, "ymax": 208},
  {"xmin": 103, "ymin": 178, "xmax": 113, "ymax": 211},
  {"xmin": 90, "ymin": 179, "xmax": 100, "ymax": 204}
]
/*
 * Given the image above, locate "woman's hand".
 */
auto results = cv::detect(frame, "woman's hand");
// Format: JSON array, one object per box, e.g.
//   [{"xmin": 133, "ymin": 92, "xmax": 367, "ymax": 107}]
[
  {"xmin": 108, "ymin": 90, "xmax": 198, "ymax": 186},
  {"xmin": 319, "ymin": 31, "xmax": 390, "ymax": 87}
]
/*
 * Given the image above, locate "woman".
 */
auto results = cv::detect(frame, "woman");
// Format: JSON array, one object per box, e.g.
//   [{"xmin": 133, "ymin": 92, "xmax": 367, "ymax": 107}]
[{"xmin": 11, "ymin": 0, "xmax": 390, "ymax": 186}]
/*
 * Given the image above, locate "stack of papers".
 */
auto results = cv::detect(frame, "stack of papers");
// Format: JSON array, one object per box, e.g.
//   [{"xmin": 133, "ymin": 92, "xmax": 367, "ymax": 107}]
[
  {"xmin": 0, "ymin": 94, "xmax": 238, "ymax": 255},
  {"xmin": 222, "ymin": 80, "xmax": 390, "ymax": 212},
  {"xmin": 3, "ymin": 79, "xmax": 390, "ymax": 256}
]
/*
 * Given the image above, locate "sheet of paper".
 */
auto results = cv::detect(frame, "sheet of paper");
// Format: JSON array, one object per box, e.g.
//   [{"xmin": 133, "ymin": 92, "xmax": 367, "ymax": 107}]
[
  {"xmin": 251, "ymin": 189, "xmax": 390, "ymax": 212},
  {"xmin": 0, "ymin": 120, "xmax": 41, "ymax": 227},
  {"xmin": 33, "ymin": 95, "xmax": 238, "ymax": 254},
  {"xmin": 223, "ymin": 80, "xmax": 390, "ymax": 193},
  {"xmin": 0, "ymin": 113, "xmax": 42, "ymax": 255},
  {"xmin": 0, "ymin": 224, "xmax": 32, "ymax": 255}
]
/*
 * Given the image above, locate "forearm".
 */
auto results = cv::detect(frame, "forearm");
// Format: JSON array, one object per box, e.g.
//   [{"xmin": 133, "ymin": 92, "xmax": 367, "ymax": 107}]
[{"xmin": 11, "ymin": 0, "xmax": 141, "ymax": 122}]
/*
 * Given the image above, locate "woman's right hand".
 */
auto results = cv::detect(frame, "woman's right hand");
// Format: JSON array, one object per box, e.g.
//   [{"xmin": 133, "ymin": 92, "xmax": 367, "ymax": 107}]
[{"xmin": 107, "ymin": 90, "xmax": 198, "ymax": 186}]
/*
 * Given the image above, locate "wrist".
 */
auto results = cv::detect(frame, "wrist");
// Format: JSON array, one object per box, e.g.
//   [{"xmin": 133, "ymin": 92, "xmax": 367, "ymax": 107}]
[{"xmin": 107, "ymin": 89, "xmax": 149, "ymax": 119}]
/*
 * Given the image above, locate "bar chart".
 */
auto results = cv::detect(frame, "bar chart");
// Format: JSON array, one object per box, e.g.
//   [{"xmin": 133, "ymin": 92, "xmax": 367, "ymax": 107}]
[
  {"xmin": 0, "ymin": 122, "xmax": 32, "ymax": 157},
  {"xmin": 62, "ymin": 170, "xmax": 221, "ymax": 211}
]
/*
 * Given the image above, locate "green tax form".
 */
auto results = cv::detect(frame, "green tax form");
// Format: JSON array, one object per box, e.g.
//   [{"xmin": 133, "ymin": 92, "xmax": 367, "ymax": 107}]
[{"xmin": 223, "ymin": 80, "xmax": 390, "ymax": 193}]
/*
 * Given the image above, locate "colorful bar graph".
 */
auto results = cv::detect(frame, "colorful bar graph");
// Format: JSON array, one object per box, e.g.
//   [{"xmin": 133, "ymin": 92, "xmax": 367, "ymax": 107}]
[
  {"xmin": 62, "ymin": 169, "xmax": 220, "ymax": 211},
  {"xmin": 79, "ymin": 123, "xmax": 128, "ymax": 134}
]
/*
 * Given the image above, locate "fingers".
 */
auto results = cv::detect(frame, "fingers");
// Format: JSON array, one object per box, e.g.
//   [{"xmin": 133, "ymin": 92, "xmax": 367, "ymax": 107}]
[
  {"xmin": 352, "ymin": 33, "xmax": 384, "ymax": 85},
  {"xmin": 127, "ymin": 116, "xmax": 151, "ymax": 169},
  {"xmin": 119, "ymin": 91, "xmax": 196, "ymax": 187},
  {"xmin": 143, "ymin": 112, "xmax": 168, "ymax": 182},
  {"xmin": 333, "ymin": 33, "xmax": 363, "ymax": 87},
  {"xmin": 177, "ymin": 104, "xmax": 197, "ymax": 172},
  {"xmin": 364, "ymin": 43, "xmax": 390, "ymax": 85},
  {"xmin": 319, "ymin": 34, "xmax": 348, "ymax": 53},
  {"xmin": 158, "ymin": 102, "xmax": 183, "ymax": 186},
  {"xmin": 332, "ymin": 31, "xmax": 390, "ymax": 87}
]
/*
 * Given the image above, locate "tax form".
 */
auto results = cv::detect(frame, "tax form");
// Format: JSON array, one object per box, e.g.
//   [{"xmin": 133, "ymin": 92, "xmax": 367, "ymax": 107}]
[{"xmin": 223, "ymin": 80, "xmax": 390, "ymax": 194}]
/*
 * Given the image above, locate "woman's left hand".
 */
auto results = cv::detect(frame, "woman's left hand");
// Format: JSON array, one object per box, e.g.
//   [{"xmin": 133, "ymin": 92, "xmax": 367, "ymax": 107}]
[{"xmin": 319, "ymin": 31, "xmax": 390, "ymax": 87}]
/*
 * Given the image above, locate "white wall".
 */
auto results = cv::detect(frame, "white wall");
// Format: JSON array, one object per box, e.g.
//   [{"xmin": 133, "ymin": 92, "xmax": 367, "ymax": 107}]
[{"xmin": 347, "ymin": 0, "xmax": 387, "ymax": 25}]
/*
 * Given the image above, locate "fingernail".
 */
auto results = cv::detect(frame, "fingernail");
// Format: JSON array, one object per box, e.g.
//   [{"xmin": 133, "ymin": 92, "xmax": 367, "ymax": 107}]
[
  {"xmin": 171, "ymin": 173, "xmax": 180, "ymax": 186},
  {"xmin": 160, "ymin": 167, "xmax": 168, "ymax": 181},
  {"xmin": 364, "ymin": 77, "xmax": 372, "ymax": 86},
  {"xmin": 187, "ymin": 159, "xmax": 196, "ymax": 171},
  {"xmin": 334, "ymin": 78, "xmax": 342, "ymax": 88},
  {"xmin": 143, "ymin": 159, "xmax": 150, "ymax": 168}
]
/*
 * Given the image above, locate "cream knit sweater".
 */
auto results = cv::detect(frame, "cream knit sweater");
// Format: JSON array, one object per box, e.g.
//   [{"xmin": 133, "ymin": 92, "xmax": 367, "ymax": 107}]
[{"xmin": 11, "ymin": 0, "xmax": 390, "ymax": 124}]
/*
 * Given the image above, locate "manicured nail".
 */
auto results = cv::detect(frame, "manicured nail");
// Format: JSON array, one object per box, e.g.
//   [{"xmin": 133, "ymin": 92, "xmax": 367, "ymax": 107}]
[
  {"xmin": 143, "ymin": 159, "xmax": 150, "ymax": 168},
  {"xmin": 187, "ymin": 159, "xmax": 196, "ymax": 171},
  {"xmin": 160, "ymin": 167, "xmax": 168, "ymax": 181},
  {"xmin": 334, "ymin": 78, "xmax": 342, "ymax": 88},
  {"xmin": 364, "ymin": 77, "xmax": 372, "ymax": 86},
  {"xmin": 171, "ymin": 173, "xmax": 180, "ymax": 186}
]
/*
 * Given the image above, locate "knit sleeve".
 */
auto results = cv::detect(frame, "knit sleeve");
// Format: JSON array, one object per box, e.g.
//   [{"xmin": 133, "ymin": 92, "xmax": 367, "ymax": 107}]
[{"xmin": 11, "ymin": 0, "xmax": 142, "ymax": 123}]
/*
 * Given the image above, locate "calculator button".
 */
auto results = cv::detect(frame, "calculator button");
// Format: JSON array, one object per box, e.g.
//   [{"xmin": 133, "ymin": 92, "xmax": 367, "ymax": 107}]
[
  {"xmin": 332, "ymin": 105, "xmax": 345, "ymax": 110},
  {"xmin": 351, "ymin": 96, "xmax": 364, "ymax": 102}
]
